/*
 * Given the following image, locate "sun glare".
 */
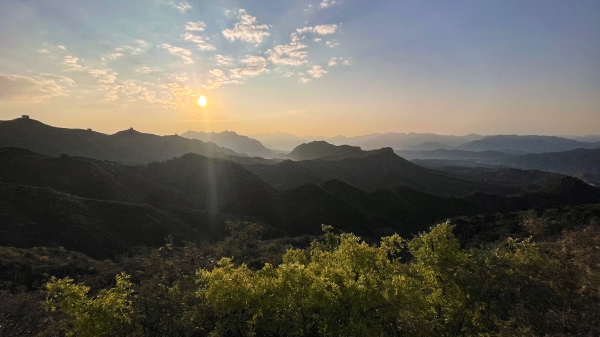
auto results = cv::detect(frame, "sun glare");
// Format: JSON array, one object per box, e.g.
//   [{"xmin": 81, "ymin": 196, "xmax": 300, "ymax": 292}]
[{"xmin": 198, "ymin": 95, "xmax": 207, "ymax": 107}]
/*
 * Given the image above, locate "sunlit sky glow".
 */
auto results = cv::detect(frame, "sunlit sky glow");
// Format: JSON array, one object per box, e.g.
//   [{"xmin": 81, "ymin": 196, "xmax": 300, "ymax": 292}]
[{"xmin": 0, "ymin": 0, "xmax": 599, "ymax": 136}]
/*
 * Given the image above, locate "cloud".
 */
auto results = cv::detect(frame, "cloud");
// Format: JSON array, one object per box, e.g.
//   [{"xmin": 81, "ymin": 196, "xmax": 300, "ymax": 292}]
[
  {"xmin": 171, "ymin": 2, "xmax": 192, "ymax": 12},
  {"xmin": 288, "ymin": 109, "xmax": 307, "ymax": 115},
  {"xmin": 342, "ymin": 59, "xmax": 351, "ymax": 66},
  {"xmin": 297, "ymin": 24, "xmax": 339, "ymax": 35},
  {"xmin": 230, "ymin": 67, "xmax": 267, "ymax": 78},
  {"xmin": 319, "ymin": 0, "xmax": 336, "ymax": 9},
  {"xmin": 164, "ymin": 82, "xmax": 194, "ymax": 107},
  {"xmin": 62, "ymin": 55, "xmax": 117, "ymax": 84},
  {"xmin": 160, "ymin": 44, "xmax": 194, "ymax": 64},
  {"xmin": 172, "ymin": 74, "xmax": 189, "ymax": 82},
  {"xmin": 298, "ymin": 78, "xmax": 311, "ymax": 84},
  {"xmin": 59, "ymin": 50, "xmax": 195, "ymax": 106},
  {"xmin": 57, "ymin": 45, "xmax": 66, "ymax": 50},
  {"xmin": 136, "ymin": 66, "xmax": 159, "ymax": 74},
  {"xmin": 203, "ymin": 68, "xmax": 241, "ymax": 90},
  {"xmin": 283, "ymin": 71, "xmax": 295, "ymax": 77},
  {"xmin": 239, "ymin": 55, "xmax": 267, "ymax": 68},
  {"xmin": 327, "ymin": 57, "xmax": 338, "ymax": 67},
  {"xmin": 114, "ymin": 40, "xmax": 149, "ymax": 55},
  {"xmin": 86, "ymin": 68, "xmax": 118, "ymax": 84},
  {"xmin": 181, "ymin": 21, "xmax": 215, "ymax": 51},
  {"xmin": 107, "ymin": 53, "xmax": 124, "ymax": 60},
  {"xmin": 62, "ymin": 55, "xmax": 85, "ymax": 71},
  {"xmin": 62, "ymin": 55, "xmax": 122, "ymax": 100},
  {"xmin": 307, "ymin": 65, "xmax": 327, "ymax": 78},
  {"xmin": 213, "ymin": 55, "xmax": 234, "ymax": 66},
  {"xmin": 326, "ymin": 40, "xmax": 339, "ymax": 48},
  {"xmin": 38, "ymin": 73, "xmax": 76, "ymax": 86},
  {"xmin": 0, "ymin": 74, "xmax": 69, "ymax": 101},
  {"xmin": 222, "ymin": 9, "xmax": 270, "ymax": 44},
  {"xmin": 185, "ymin": 21, "xmax": 206, "ymax": 31},
  {"xmin": 266, "ymin": 41, "xmax": 307, "ymax": 66},
  {"xmin": 182, "ymin": 33, "xmax": 216, "ymax": 51}
]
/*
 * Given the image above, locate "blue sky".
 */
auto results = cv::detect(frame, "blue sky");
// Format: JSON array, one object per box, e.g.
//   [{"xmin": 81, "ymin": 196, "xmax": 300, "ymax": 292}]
[{"xmin": 0, "ymin": 0, "xmax": 598, "ymax": 136}]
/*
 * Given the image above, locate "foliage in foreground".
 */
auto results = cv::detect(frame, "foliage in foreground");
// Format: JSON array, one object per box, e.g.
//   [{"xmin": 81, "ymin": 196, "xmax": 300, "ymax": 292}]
[{"xmin": 45, "ymin": 222, "xmax": 600, "ymax": 337}]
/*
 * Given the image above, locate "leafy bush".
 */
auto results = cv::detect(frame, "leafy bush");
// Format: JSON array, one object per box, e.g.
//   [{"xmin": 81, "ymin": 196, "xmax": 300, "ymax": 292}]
[{"xmin": 43, "ymin": 222, "xmax": 600, "ymax": 336}]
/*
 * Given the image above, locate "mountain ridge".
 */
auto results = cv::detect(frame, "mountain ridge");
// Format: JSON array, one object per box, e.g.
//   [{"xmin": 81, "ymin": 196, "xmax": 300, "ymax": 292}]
[
  {"xmin": 0, "ymin": 117, "xmax": 241, "ymax": 164},
  {"xmin": 181, "ymin": 130, "xmax": 277, "ymax": 158}
]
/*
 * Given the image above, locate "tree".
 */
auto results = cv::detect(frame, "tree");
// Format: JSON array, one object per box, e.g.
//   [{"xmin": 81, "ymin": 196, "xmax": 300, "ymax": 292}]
[{"xmin": 45, "ymin": 272, "xmax": 136, "ymax": 337}]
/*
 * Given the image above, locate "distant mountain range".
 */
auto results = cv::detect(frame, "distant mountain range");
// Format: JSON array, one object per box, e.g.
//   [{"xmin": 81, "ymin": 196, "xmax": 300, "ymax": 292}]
[
  {"xmin": 399, "ymin": 148, "xmax": 600, "ymax": 184},
  {"xmin": 456, "ymin": 135, "xmax": 599, "ymax": 153},
  {"xmin": 250, "ymin": 132, "xmax": 600, "ymax": 154},
  {"xmin": 181, "ymin": 130, "xmax": 278, "ymax": 158},
  {"xmin": 246, "ymin": 141, "xmax": 568, "ymax": 197},
  {"xmin": 249, "ymin": 132, "xmax": 484, "ymax": 151}
]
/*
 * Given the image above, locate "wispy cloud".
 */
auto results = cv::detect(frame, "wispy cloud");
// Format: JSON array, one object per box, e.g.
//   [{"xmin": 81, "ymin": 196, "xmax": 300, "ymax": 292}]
[
  {"xmin": 171, "ymin": 2, "xmax": 192, "ymax": 12},
  {"xmin": 326, "ymin": 40, "xmax": 340, "ymax": 48},
  {"xmin": 222, "ymin": 9, "xmax": 270, "ymax": 45},
  {"xmin": 230, "ymin": 55, "xmax": 268, "ymax": 78},
  {"xmin": 164, "ymin": 82, "xmax": 194, "ymax": 107},
  {"xmin": 308, "ymin": 65, "xmax": 327, "ymax": 78},
  {"xmin": 185, "ymin": 21, "xmax": 206, "ymax": 31},
  {"xmin": 62, "ymin": 56, "xmax": 117, "ymax": 84},
  {"xmin": 297, "ymin": 24, "xmax": 339, "ymax": 35},
  {"xmin": 298, "ymin": 77, "xmax": 311, "ymax": 84},
  {"xmin": 39, "ymin": 73, "xmax": 76, "ymax": 86},
  {"xmin": 203, "ymin": 69, "xmax": 241, "ymax": 90},
  {"xmin": 288, "ymin": 109, "xmax": 307, "ymax": 115},
  {"xmin": 213, "ymin": 55, "xmax": 234, "ymax": 66},
  {"xmin": 62, "ymin": 55, "xmax": 85, "ymax": 71},
  {"xmin": 160, "ymin": 44, "xmax": 194, "ymax": 64},
  {"xmin": 183, "ymin": 33, "xmax": 216, "ymax": 51},
  {"xmin": 113, "ymin": 40, "xmax": 149, "ymax": 55},
  {"xmin": 0, "ymin": 74, "xmax": 70, "ymax": 101},
  {"xmin": 86, "ymin": 68, "xmax": 118, "ymax": 84},
  {"xmin": 239, "ymin": 55, "xmax": 267, "ymax": 68},
  {"xmin": 136, "ymin": 66, "xmax": 159, "ymax": 74},
  {"xmin": 107, "ymin": 53, "xmax": 124, "ymax": 60},
  {"xmin": 230, "ymin": 67, "xmax": 267, "ymax": 78},
  {"xmin": 319, "ymin": 0, "xmax": 336, "ymax": 9},
  {"xmin": 266, "ymin": 35, "xmax": 307, "ymax": 66},
  {"xmin": 182, "ymin": 21, "xmax": 215, "ymax": 51},
  {"xmin": 328, "ymin": 57, "xmax": 338, "ymax": 67},
  {"xmin": 172, "ymin": 73, "xmax": 189, "ymax": 82}
]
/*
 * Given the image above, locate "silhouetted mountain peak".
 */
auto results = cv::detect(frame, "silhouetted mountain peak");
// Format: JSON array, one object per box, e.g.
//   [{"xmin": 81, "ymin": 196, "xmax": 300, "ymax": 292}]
[
  {"xmin": 287, "ymin": 141, "xmax": 364, "ymax": 161},
  {"xmin": 112, "ymin": 128, "xmax": 148, "ymax": 137}
]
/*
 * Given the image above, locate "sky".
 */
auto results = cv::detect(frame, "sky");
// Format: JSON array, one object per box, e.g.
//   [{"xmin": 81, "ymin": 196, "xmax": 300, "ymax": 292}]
[{"xmin": 0, "ymin": 0, "xmax": 599, "ymax": 137}]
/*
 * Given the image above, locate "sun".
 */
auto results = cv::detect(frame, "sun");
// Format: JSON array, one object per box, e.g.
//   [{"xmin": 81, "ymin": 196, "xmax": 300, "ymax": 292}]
[{"xmin": 197, "ymin": 95, "xmax": 207, "ymax": 107}]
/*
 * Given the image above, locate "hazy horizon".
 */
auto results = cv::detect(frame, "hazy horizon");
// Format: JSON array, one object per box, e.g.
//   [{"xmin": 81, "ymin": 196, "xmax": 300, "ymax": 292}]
[
  {"xmin": 1, "ymin": 1, "xmax": 599, "ymax": 136},
  {"xmin": 4, "ymin": 114, "xmax": 600, "ymax": 141}
]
